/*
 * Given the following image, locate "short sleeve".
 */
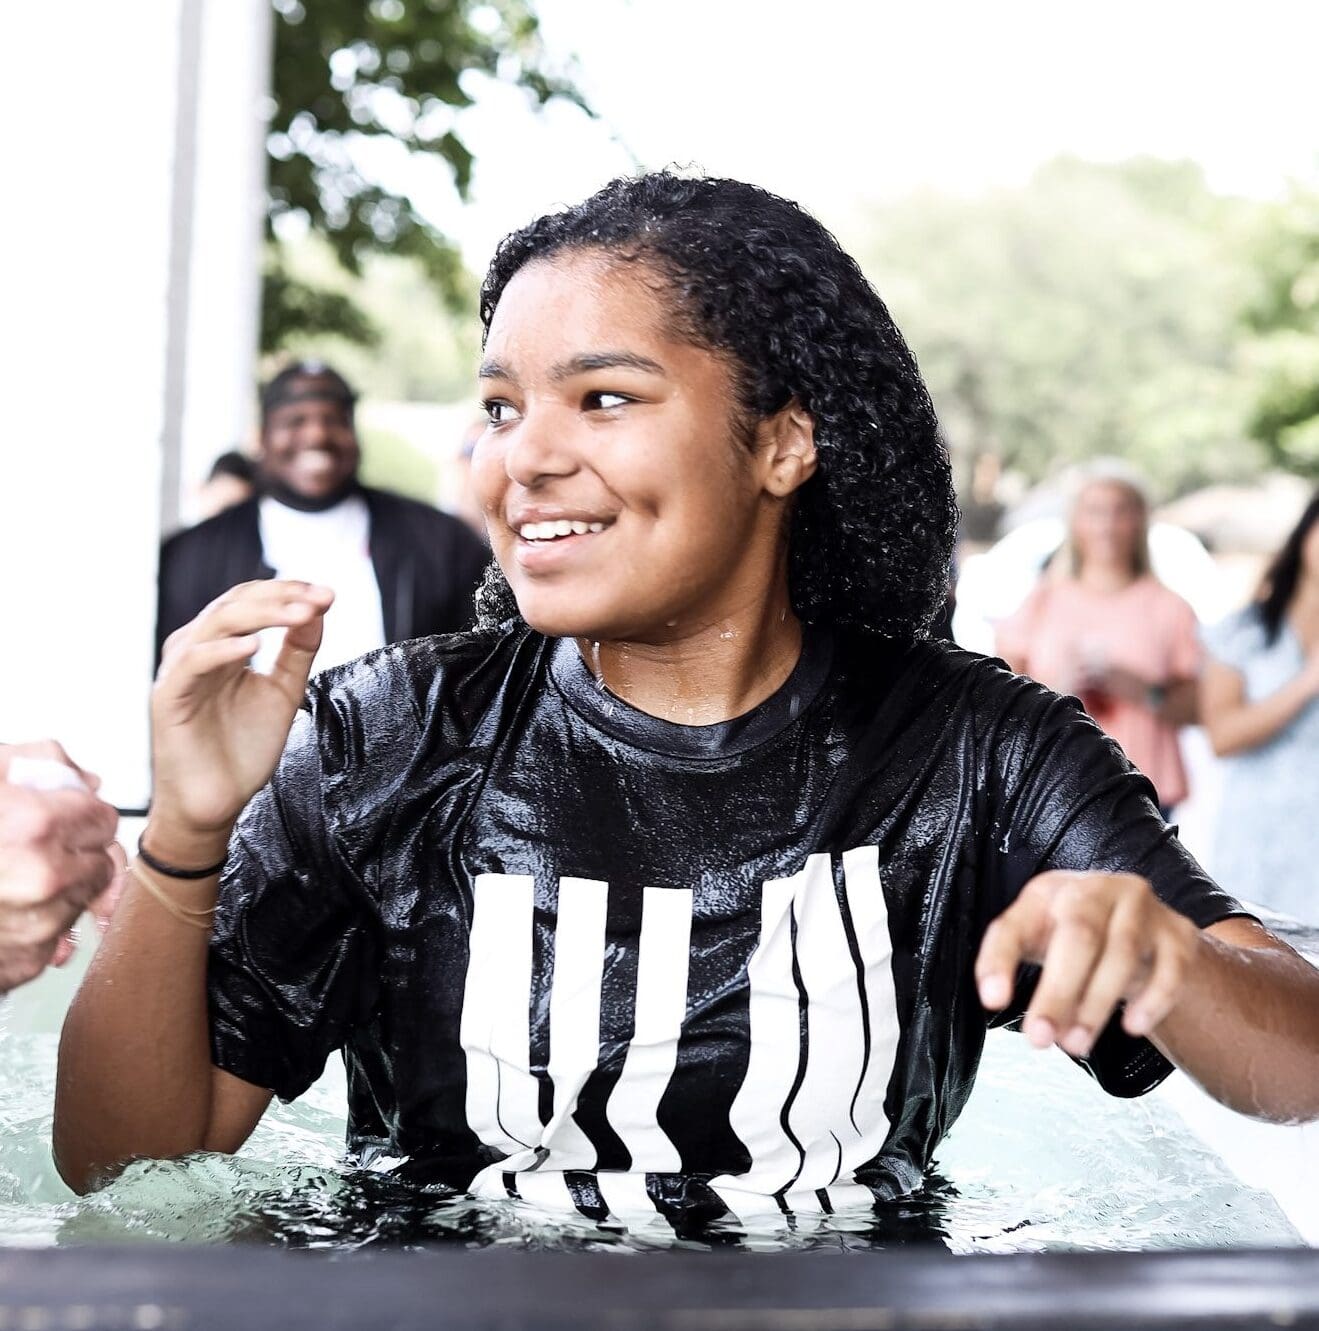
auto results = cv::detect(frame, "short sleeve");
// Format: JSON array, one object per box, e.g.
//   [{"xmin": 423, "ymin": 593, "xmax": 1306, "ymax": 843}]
[
  {"xmin": 1165, "ymin": 592, "xmax": 1203, "ymax": 679},
  {"xmin": 208, "ymin": 706, "xmax": 379, "ymax": 1102},
  {"xmin": 984, "ymin": 683, "xmax": 1248, "ymax": 1097},
  {"xmin": 1202, "ymin": 608, "xmax": 1263, "ymax": 674}
]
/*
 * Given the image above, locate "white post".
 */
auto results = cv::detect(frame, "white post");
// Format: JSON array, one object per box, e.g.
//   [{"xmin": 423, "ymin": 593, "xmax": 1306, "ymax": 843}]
[{"xmin": 173, "ymin": 0, "xmax": 275, "ymax": 530}]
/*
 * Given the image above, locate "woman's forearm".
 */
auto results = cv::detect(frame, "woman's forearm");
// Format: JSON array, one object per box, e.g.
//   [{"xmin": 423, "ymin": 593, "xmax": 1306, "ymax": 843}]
[
  {"xmin": 1156, "ymin": 677, "xmax": 1199, "ymax": 726},
  {"xmin": 1203, "ymin": 673, "xmax": 1316, "ymax": 756},
  {"xmin": 1153, "ymin": 921, "xmax": 1319, "ymax": 1123},
  {"xmin": 53, "ymin": 823, "xmax": 229, "ymax": 1193}
]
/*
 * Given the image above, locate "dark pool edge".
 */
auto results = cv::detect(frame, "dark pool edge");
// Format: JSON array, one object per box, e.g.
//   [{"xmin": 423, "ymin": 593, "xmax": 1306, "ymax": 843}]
[{"xmin": 0, "ymin": 1246, "xmax": 1317, "ymax": 1330}]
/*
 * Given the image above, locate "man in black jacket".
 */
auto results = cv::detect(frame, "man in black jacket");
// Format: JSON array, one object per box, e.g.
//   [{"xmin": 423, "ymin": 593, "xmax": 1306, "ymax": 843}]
[{"xmin": 157, "ymin": 362, "xmax": 489, "ymax": 670}]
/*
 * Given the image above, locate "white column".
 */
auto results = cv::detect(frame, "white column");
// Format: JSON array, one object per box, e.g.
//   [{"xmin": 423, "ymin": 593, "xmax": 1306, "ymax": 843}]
[
  {"xmin": 0, "ymin": 3, "xmax": 186, "ymax": 808},
  {"xmin": 173, "ymin": 0, "xmax": 274, "ymax": 529}
]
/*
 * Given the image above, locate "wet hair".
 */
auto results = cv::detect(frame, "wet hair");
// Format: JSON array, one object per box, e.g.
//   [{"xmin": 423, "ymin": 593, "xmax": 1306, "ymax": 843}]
[
  {"xmin": 207, "ymin": 450, "xmax": 256, "ymax": 484},
  {"xmin": 260, "ymin": 360, "xmax": 357, "ymax": 423},
  {"xmin": 474, "ymin": 171, "xmax": 958, "ymax": 640},
  {"xmin": 1256, "ymin": 489, "xmax": 1319, "ymax": 644}
]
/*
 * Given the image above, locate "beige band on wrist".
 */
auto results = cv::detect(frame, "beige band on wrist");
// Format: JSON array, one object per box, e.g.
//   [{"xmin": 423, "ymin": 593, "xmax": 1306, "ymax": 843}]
[{"xmin": 129, "ymin": 860, "xmax": 216, "ymax": 931}]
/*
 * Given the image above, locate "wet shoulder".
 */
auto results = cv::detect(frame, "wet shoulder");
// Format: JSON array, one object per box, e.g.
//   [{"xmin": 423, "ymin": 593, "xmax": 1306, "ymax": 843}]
[
  {"xmin": 831, "ymin": 631, "xmax": 1082, "ymax": 771},
  {"xmin": 304, "ymin": 622, "xmax": 537, "ymax": 788}
]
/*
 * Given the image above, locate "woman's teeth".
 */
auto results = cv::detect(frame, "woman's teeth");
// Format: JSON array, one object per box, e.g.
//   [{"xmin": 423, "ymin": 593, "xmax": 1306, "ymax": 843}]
[{"xmin": 518, "ymin": 520, "xmax": 606, "ymax": 541}]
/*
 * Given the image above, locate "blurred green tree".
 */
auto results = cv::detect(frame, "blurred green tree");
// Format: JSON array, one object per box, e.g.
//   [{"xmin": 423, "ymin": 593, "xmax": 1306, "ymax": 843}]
[
  {"xmin": 263, "ymin": 0, "xmax": 587, "ymax": 352},
  {"xmin": 849, "ymin": 157, "xmax": 1267, "ymax": 523},
  {"xmin": 1240, "ymin": 185, "xmax": 1319, "ymax": 477}
]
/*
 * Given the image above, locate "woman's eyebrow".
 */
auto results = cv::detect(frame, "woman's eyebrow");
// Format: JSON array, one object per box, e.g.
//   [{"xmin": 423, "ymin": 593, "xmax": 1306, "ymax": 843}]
[
  {"xmin": 478, "ymin": 358, "xmax": 516, "ymax": 383},
  {"xmin": 549, "ymin": 351, "xmax": 666, "ymax": 381}
]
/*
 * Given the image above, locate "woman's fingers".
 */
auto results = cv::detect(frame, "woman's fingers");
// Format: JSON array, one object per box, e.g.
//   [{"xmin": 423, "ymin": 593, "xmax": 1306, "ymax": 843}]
[
  {"xmin": 1123, "ymin": 921, "xmax": 1196, "ymax": 1037},
  {"xmin": 1021, "ymin": 898, "xmax": 1108, "ymax": 1049},
  {"xmin": 980, "ymin": 870, "xmax": 1199, "ymax": 1057},
  {"xmin": 162, "ymin": 581, "xmax": 333, "ymax": 662},
  {"xmin": 1064, "ymin": 905, "xmax": 1147, "ymax": 1056},
  {"xmin": 161, "ymin": 635, "xmax": 262, "ymax": 686},
  {"xmin": 975, "ymin": 912, "xmax": 1030, "ymax": 1012},
  {"xmin": 268, "ymin": 613, "xmax": 328, "ymax": 698}
]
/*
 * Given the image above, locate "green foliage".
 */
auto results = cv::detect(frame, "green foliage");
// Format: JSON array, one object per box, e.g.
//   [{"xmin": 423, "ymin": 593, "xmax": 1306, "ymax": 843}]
[
  {"xmin": 262, "ymin": 253, "xmax": 381, "ymax": 351},
  {"xmin": 847, "ymin": 157, "xmax": 1269, "ymax": 507},
  {"xmin": 1240, "ymin": 187, "xmax": 1319, "ymax": 477},
  {"xmin": 357, "ymin": 424, "xmax": 440, "ymax": 501},
  {"xmin": 264, "ymin": 231, "xmax": 479, "ymax": 402},
  {"xmin": 262, "ymin": 0, "xmax": 587, "ymax": 351}
]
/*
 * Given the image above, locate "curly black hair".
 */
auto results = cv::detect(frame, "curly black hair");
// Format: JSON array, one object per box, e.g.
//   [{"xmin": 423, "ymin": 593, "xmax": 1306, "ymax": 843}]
[{"xmin": 475, "ymin": 171, "xmax": 958, "ymax": 640}]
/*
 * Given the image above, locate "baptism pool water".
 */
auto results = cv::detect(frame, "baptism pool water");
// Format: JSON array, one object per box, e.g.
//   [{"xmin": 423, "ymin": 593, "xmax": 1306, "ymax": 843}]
[{"xmin": 1, "ymin": 917, "xmax": 1314, "ymax": 1254}]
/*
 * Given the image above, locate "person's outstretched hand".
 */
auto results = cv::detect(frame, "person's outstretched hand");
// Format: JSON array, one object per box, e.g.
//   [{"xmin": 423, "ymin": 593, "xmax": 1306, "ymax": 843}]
[
  {"xmin": 974, "ymin": 870, "xmax": 1200, "ymax": 1059},
  {"xmin": 0, "ymin": 741, "xmax": 119, "ymax": 991},
  {"xmin": 149, "ymin": 580, "xmax": 334, "ymax": 857}
]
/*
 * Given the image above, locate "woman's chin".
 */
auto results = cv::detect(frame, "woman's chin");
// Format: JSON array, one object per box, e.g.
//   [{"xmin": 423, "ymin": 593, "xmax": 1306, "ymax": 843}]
[{"xmin": 514, "ymin": 593, "xmax": 633, "ymax": 642}]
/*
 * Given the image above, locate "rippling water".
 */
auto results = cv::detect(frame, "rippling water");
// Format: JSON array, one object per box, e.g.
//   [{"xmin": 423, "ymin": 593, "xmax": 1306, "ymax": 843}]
[
  {"xmin": 0, "ymin": 1019, "xmax": 1302, "ymax": 1251},
  {"xmin": 4, "ymin": 908, "xmax": 1314, "ymax": 1252}
]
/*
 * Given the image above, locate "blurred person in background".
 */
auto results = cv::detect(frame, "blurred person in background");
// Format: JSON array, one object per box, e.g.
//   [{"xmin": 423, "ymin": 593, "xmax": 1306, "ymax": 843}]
[
  {"xmin": 156, "ymin": 361, "xmax": 489, "ymax": 673},
  {"xmin": 195, "ymin": 451, "xmax": 256, "ymax": 521},
  {"xmin": 996, "ymin": 465, "xmax": 1201, "ymax": 818},
  {"xmin": 0, "ymin": 742, "xmax": 121, "ymax": 993},
  {"xmin": 448, "ymin": 418, "xmax": 490, "ymax": 542},
  {"xmin": 1201, "ymin": 491, "xmax": 1319, "ymax": 922}
]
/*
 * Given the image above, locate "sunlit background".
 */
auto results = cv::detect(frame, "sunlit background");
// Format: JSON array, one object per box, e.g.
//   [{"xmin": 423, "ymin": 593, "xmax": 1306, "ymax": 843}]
[
  {"xmin": 1, "ymin": 0, "xmax": 1317, "ymax": 1251},
  {"xmin": 8, "ymin": 0, "xmax": 1319, "ymax": 809}
]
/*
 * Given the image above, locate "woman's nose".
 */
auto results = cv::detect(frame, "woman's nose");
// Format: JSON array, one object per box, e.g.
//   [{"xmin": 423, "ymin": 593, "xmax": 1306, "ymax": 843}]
[{"xmin": 503, "ymin": 407, "xmax": 578, "ymax": 486}]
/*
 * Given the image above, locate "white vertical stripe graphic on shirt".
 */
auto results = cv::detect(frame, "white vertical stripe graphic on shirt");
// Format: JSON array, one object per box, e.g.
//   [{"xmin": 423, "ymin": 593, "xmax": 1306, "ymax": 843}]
[
  {"xmin": 461, "ymin": 872, "xmax": 541, "ymax": 1154},
  {"xmin": 835, "ymin": 843, "xmax": 899, "ymax": 1178},
  {"xmin": 603, "ymin": 885, "xmax": 693, "ymax": 1173},
  {"xmin": 507, "ymin": 1168, "xmax": 578, "ymax": 1214},
  {"xmin": 710, "ymin": 871, "xmax": 802, "ymax": 1199},
  {"xmin": 540, "ymin": 876, "xmax": 610, "ymax": 1168},
  {"xmin": 786, "ymin": 852, "xmax": 869, "ymax": 1191},
  {"xmin": 463, "ymin": 845, "xmax": 899, "ymax": 1219},
  {"xmin": 712, "ymin": 846, "xmax": 899, "ymax": 1205},
  {"xmin": 595, "ymin": 1168, "xmax": 663, "ymax": 1220}
]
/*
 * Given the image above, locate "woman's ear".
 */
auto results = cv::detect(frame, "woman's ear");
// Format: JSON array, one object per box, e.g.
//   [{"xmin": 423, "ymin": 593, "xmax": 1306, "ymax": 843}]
[{"xmin": 757, "ymin": 400, "xmax": 818, "ymax": 498}]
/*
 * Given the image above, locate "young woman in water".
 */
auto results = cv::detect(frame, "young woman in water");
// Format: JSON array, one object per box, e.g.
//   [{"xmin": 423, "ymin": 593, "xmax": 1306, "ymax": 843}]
[{"xmin": 55, "ymin": 175, "xmax": 1319, "ymax": 1222}]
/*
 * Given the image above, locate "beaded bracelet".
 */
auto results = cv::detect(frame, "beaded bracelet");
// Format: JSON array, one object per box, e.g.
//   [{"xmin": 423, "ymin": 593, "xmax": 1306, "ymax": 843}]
[{"xmin": 137, "ymin": 838, "xmax": 226, "ymax": 881}]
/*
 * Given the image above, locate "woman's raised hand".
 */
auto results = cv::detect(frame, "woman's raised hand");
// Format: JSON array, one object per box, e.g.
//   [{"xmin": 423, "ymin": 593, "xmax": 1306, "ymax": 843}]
[
  {"xmin": 974, "ymin": 869, "xmax": 1200, "ymax": 1058},
  {"xmin": 148, "ymin": 581, "xmax": 335, "ymax": 857}
]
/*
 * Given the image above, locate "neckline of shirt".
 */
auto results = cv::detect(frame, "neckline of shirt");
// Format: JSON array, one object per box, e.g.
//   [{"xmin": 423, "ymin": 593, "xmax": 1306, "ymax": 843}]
[{"xmin": 547, "ymin": 628, "xmax": 835, "ymax": 760}]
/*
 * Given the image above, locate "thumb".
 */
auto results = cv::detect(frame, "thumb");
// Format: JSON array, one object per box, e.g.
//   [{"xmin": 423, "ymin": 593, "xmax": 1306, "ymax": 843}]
[
  {"xmin": 975, "ymin": 886, "xmax": 1050, "ymax": 1011},
  {"xmin": 269, "ymin": 597, "xmax": 331, "ymax": 697},
  {"xmin": 90, "ymin": 843, "xmax": 129, "ymax": 934}
]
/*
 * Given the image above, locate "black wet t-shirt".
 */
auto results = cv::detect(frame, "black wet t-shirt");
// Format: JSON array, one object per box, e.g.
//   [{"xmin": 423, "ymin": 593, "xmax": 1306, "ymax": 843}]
[{"xmin": 208, "ymin": 625, "xmax": 1243, "ymax": 1223}]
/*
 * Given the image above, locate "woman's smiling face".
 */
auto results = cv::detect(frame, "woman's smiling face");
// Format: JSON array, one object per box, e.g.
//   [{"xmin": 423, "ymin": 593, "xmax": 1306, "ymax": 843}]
[{"xmin": 474, "ymin": 251, "xmax": 796, "ymax": 642}]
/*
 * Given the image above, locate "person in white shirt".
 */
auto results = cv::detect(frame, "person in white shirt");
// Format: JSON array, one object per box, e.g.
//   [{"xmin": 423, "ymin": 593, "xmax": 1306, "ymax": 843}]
[{"xmin": 157, "ymin": 362, "xmax": 489, "ymax": 673}]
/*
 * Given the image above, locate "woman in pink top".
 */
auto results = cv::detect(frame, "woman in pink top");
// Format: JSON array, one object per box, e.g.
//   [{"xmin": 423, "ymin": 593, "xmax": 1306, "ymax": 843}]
[{"xmin": 996, "ymin": 471, "xmax": 1201, "ymax": 814}]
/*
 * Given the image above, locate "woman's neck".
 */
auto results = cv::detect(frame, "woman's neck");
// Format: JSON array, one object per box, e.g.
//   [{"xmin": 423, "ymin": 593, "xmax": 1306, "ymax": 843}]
[{"xmin": 576, "ymin": 583, "xmax": 803, "ymax": 727}]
